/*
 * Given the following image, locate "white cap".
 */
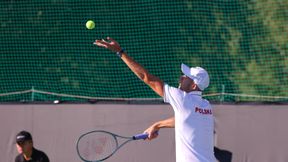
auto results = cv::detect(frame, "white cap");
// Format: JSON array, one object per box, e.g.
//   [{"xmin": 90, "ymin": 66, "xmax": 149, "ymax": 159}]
[{"xmin": 181, "ymin": 63, "xmax": 210, "ymax": 91}]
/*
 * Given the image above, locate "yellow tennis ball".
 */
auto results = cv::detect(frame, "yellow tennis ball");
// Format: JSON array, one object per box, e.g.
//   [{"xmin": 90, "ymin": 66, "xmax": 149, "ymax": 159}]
[{"xmin": 86, "ymin": 20, "xmax": 95, "ymax": 29}]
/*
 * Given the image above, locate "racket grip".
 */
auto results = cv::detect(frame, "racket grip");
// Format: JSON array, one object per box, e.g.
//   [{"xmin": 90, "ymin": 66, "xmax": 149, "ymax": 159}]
[
  {"xmin": 133, "ymin": 133, "xmax": 148, "ymax": 140},
  {"xmin": 133, "ymin": 131, "xmax": 158, "ymax": 140}
]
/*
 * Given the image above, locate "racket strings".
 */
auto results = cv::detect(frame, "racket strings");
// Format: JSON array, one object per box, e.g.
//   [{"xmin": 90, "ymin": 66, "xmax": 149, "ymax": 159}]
[{"xmin": 78, "ymin": 132, "xmax": 117, "ymax": 161}]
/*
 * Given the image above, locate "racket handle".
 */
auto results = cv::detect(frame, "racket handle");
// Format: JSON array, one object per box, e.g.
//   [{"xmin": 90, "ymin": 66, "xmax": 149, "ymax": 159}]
[
  {"xmin": 133, "ymin": 133, "xmax": 148, "ymax": 140},
  {"xmin": 133, "ymin": 131, "xmax": 158, "ymax": 140}
]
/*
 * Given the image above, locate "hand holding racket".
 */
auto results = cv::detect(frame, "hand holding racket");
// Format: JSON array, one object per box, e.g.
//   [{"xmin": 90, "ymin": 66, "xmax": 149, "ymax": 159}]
[
  {"xmin": 76, "ymin": 130, "xmax": 158, "ymax": 162},
  {"xmin": 144, "ymin": 123, "xmax": 161, "ymax": 141}
]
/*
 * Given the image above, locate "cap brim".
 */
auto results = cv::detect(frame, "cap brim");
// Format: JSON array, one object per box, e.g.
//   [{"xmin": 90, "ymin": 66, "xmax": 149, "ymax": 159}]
[
  {"xmin": 181, "ymin": 63, "xmax": 196, "ymax": 80},
  {"xmin": 181, "ymin": 63, "xmax": 189, "ymax": 75}
]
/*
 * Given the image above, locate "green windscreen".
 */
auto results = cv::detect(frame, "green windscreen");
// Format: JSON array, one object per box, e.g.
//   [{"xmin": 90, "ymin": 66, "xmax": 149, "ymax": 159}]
[{"xmin": 1, "ymin": 1, "xmax": 287, "ymax": 102}]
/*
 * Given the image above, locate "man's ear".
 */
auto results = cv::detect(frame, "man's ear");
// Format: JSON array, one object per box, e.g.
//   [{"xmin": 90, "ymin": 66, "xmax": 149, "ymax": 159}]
[
  {"xmin": 190, "ymin": 83, "xmax": 196, "ymax": 90},
  {"xmin": 192, "ymin": 83, "xmax": 201, "ymax": 91}
]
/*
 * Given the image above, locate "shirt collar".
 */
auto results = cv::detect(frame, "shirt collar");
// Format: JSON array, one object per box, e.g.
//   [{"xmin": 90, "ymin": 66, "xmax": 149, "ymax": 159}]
[{"xmin": 188, "ymin": 91, "xmax": 202, "ymax": 96}]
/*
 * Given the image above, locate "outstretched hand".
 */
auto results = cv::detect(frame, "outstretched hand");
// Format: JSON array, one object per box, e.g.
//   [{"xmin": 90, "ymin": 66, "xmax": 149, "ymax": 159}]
[{"xmin": 93, "ymin": 37, "xmax": 122, "ymax": 53}]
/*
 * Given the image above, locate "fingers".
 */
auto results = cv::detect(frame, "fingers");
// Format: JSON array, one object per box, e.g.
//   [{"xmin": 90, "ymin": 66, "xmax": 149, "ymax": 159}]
[
  {"xmin": 93, "ymin": 41, "xmax": 107, "ymax": 48},
  {"xmin": 144, "ymin": 127, "xmax": 159, "ymax": 141},
  {"xmin": 148, "ymin": 133, "xmax": 159, "ymax": 140},
  {"xmin": 94, "ymin": 37, "xmax": 114, "ymax": 45},
  {"xmin": 146, "ymin": 132, "xmax": 158, "ymax": 140},
  {"xmin": 93, "ymin": 37, "xmax": 121, "ymax": 52},
  {"xmin": 107, "ymin": 37, "xmax": 115, "ymax": 42},
  {"xmin": 93, "ymin": 39, "xmax": 110, "ymax": 48}
]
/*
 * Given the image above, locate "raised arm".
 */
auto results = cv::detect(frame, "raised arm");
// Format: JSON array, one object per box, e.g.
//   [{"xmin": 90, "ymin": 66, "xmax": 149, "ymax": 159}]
[{"xmin": 94, "ymin": 37, "xmax": 164, "ymax": 97}]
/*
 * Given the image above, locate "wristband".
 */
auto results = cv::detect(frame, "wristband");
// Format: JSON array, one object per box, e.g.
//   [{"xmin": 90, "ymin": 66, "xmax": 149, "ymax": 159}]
[{"xmin": 116, "ymin": 48, "xmax": 125, "ymax": 58}]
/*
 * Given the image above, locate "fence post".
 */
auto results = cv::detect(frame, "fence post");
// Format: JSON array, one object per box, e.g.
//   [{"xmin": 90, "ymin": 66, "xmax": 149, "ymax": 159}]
[
  {"xmin": 221, "ymin": 84, "xmax": 225, "ymax": 102},
  {"xmin": 31, "ymin": 86, "xmax": 35, "ymax": 102}
]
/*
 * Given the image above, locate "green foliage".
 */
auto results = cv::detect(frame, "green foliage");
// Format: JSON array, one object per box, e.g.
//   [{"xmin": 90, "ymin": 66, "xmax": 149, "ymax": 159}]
[{"xmin": 0, "ymin": 0, "xmax": 287, "ymax": 102}]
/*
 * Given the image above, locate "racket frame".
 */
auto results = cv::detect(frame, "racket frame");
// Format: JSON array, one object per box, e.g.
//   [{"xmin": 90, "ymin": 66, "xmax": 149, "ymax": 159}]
[{"xmin": 76, "ymin": 130, "xmax": 147, "ymax": 162}]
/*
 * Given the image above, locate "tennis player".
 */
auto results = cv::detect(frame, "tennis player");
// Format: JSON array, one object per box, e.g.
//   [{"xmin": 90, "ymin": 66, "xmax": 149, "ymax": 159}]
[
  {"xmin": 15, "ymin": 130, "xmax": 49, "ymax": 162},
  {"xmin": 94, "ymin": 37, "xmax": 216, "ymax": 162}
]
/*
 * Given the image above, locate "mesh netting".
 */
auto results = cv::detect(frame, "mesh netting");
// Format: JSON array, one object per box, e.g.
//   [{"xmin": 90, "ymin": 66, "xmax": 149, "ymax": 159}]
[{"xmin": 0, "ymin": 1, "xmax": 287, "ymax": 102}]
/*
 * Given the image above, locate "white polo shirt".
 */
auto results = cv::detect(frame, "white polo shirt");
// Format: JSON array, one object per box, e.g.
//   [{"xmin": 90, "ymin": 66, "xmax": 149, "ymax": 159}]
[{"xmin": 164, "ymin": 84, "xmax": 216, "ymax": 162}]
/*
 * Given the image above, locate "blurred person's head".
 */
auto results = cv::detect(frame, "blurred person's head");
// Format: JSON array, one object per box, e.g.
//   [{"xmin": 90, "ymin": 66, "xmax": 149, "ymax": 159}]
[{"xmin": 16, "ymin": 131, "xmax": 33, "ymax": 155}]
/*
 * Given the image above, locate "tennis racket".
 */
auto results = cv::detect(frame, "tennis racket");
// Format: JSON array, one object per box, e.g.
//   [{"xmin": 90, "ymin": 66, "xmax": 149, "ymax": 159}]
[{"xmin": 76, "ymin": 130, "xmax": 156, "ymax": 162}]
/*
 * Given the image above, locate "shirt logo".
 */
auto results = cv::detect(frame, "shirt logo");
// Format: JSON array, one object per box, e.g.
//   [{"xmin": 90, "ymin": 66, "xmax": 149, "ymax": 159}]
[{"xmin": 195, "ymin": 107, "xmax": 212, "ymax": 115}]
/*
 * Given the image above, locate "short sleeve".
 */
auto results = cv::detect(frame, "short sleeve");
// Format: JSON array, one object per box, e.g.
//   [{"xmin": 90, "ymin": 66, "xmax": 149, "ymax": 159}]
[{"xmin": 163, "ymin": 83, "xmax": 185, "ymax": 112}]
